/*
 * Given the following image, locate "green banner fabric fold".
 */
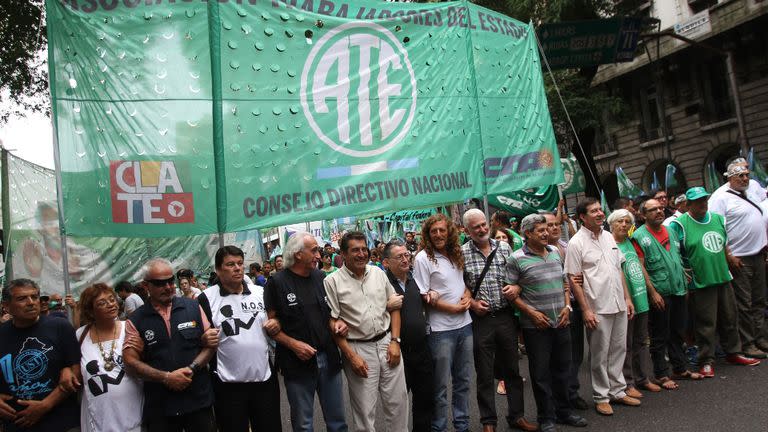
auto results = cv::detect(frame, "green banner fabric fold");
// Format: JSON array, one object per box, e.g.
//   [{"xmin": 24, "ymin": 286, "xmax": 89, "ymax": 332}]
[
  {"xmin": 488, "ymin": 185, "xmax": 559, "ymax": 218},
  {"xmin": 47, "ymin": 0, "xmax": 563, "ymax": 237}
]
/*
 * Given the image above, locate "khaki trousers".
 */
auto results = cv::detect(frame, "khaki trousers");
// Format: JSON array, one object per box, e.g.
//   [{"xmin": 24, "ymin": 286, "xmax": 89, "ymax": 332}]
[
  {"xmin": 343, "ymin": 334, "xmax": 408, "ymax": 432},
  {"xmin": 586, "ymin": 311, "xmax": 628, "ymax": 403}
]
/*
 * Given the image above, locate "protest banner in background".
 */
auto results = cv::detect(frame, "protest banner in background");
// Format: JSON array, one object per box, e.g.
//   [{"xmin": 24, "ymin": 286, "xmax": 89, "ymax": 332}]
[
  {"xmin": 3, "ymin": 153, "xmax": 262, "ymax": 296},
  {"xmin": 47, "ymin": 0, "xmax": 563, "ymax": 237}
]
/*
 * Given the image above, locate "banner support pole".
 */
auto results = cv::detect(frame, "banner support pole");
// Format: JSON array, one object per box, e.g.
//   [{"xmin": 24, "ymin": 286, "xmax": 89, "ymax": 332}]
[
  {"xmin": 51, "ymin": 120, "xmax": 73, "ymax": 300},
  {"xmin": 1, "ymin": 147, "xmax": 12, "ymax": 280},
  {"xmin": 483, "ymin": 195, "xmax": 490, "ymax": 223}
]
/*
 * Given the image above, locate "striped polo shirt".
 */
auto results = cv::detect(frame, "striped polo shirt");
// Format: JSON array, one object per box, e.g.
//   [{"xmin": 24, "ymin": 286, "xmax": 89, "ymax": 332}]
[{"xmin": 506, "ymin": 245, "xmax": 567, "ymax": 329}]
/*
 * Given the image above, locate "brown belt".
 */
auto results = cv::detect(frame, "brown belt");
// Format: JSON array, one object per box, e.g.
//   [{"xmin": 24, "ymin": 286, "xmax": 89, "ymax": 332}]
[{"xmin": 349, "ymin": 331, "xmax": 389, "ymax": 343}]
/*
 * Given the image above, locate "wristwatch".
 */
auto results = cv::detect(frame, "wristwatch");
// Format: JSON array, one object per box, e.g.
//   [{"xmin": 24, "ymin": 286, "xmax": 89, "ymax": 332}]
[
  {"xmin": 391, "ymin": 337, "xmax": 401, "ymax": 344},
  {"xmin": 188, "ymin": 360, "xmax": 201, "ymax": 375},
  {"xmin": 565, "ymin": 305, "xmax": 573, "ymax": 312}
]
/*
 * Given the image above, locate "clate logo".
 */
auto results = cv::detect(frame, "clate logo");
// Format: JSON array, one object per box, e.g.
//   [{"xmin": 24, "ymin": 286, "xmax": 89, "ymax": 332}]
[
  {"xmin": 301, "ymin": 22, "xmax": 417, "ymax": 158},
  {"xmin": 110, "ymin": 161, "xmax": 194, "ymax": 224}
]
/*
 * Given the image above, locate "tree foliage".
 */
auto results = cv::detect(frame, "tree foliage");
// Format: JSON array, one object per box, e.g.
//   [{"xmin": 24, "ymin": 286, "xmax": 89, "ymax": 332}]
[{"xmin": 0, "ymin": 0, "xmax": 48, "ymax": 123}]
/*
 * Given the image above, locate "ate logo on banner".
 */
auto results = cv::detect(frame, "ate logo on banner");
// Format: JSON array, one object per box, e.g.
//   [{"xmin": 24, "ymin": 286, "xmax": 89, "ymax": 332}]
[
  {"xmin": 110, "ymin": 161, "xmax": 194, "ymax": 224},
  {"xmin": 301, "ymin": 22, "xmax": 417, "ymax": 158}
]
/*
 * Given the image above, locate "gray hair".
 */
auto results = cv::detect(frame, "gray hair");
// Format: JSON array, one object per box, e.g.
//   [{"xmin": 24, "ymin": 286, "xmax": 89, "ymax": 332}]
[
  {"xmin": 462, "ymin": 208, "xmax": 486, "ymax": 227},
  {"xmin": 382, "ymin": 240, "xmax": 405, "ymax": 259},
  {"xmin": 141, "ymin": 258, "xmax": 173, "ymax": 280},
  {"xmin": 607, "ymin": 209, "xmax": 635, "ymax": 226},
  {"xmin": 520, "ymin": 214, "xmax": 546, "ymax": 235},
  {"xmin": 283, "ymin": 231, "xmax": 313, "ymax": 268}
]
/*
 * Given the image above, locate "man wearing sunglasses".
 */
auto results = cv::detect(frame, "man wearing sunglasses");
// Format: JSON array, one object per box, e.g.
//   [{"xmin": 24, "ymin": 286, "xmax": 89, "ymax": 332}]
[
  {"xmin": 382, "ymin": 240, "xmax": 438, "ymax": 431},
  {"xmin": 123, "ymin": 258, "xmax": 219, "ymax": 432},
  {"xmin": 709, "ymin": 162, "xmax": 768, "ymax": 359}
]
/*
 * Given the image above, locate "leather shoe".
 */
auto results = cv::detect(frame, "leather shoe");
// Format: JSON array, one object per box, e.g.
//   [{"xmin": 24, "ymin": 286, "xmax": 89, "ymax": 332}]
[
  {"xmin": 611, "ymin": 395, "xmax": 641, "ymax": 406},
  {"xmin": 539, "ymin": 422, "xmax": 557, "ymax": 432},
  {"xmin": 595, "ymin": 402, "xmax": 613, "ymax": 416},
  {"xmin": 625, "ymin": 386, "xmax": 643, "ymax": 398},
  {"xmin": 726, "ymin": 353, "xmax": 761, "ymax": 366},
  {"xmin": 742, "ymin": 345, "xmax": 767, "ymax": 359},
  {"xmin": 755, "ymin": 340, "xmax": 768, "ymax": 352},
  {"xmin": 556, "ymin": 413, "xmax": 588, "ymax": 427},
  {"xmin": 570, "ymin": 396, "xmax": 589, "ymax": 410},
  {"xmin": 509, "ymin": 417, "xmax": 538, "ymax": 432}
]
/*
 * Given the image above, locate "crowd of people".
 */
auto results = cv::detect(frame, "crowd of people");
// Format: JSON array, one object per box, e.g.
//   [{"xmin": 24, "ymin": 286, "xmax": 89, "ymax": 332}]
[{"xmin": 0, "ymin": 158, "xmax": 767, "ymax": 432}]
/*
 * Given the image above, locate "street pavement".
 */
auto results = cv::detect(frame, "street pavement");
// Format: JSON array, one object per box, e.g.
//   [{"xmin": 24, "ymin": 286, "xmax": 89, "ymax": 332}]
[{"xmin": 277, "ymin": 351, "xmax": 768, "ymax": 431}]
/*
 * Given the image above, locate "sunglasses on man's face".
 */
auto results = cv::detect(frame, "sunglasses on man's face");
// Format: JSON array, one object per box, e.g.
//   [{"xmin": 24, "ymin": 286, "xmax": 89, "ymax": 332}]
[{"xmin": 145, "ymin": 277, "xmax": 175, "ymax": 287}]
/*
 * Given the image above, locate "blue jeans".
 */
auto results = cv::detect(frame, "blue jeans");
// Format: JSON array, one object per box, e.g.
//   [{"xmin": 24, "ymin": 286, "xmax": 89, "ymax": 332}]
[
  {"xmin": 429, "ymin": 324, "xmax": 473, "ymax": 432},
  {"xmin": 284, "ymin": 351, "xmax": 348, "ymax": 432}
]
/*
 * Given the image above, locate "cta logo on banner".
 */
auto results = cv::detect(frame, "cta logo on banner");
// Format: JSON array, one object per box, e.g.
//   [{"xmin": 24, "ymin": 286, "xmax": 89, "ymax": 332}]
[
  {"xmin": 110, "ymin": 161, "xmax": 194, "ymax": 224},
  {"xmin": 301, "ymin": 22, "xmax": 417, "ymax": 158}
]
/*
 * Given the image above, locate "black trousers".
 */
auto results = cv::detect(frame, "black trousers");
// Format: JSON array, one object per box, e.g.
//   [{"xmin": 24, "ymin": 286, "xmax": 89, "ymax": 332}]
[
  {"xmin": 402, "ymin": 340, "xmax": 435, "ymax": 432},
  {"xmin": 213, "ymin": 373, "xmax": 282, "ymax": 432},
  {"xmin": 649, "ymin": 294, "xmax": 688, "ymax": 377},
  {"xmin": 568, "ymin": 304, "xmax": 585, "ymax": 404},
  {"xmin": 145, "ymin": 406, "xmax": 216, "ymax": 432},
  {"xmin": 472, "ymin": 311, "xmax": 524, "ymax": 426},
  {"xmin": 522, "ymin": 326, "xmax": 573, "ymax": 423}
]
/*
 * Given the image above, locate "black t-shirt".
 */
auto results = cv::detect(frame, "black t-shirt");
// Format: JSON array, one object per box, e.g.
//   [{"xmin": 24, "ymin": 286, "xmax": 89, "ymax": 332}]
[
  {"xmin": 0, "ymin": 316, "xmax": 80, "ymax": 432},
  {"xmin": 265, "ymin": 269, "xmax": 331, "ymax": 352}
]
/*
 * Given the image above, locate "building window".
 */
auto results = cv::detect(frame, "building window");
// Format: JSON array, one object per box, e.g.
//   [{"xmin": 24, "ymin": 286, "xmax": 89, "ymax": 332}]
[
  {"xmin": 697, "ymin": 58, "xmax": 734, "ymax": 125},
  {"xmin": 638, "ymin": 85, "xmax": 672, "ymax": 142}
]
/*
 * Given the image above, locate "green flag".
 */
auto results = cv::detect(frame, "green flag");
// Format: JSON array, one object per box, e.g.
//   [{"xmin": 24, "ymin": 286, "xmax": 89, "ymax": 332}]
[
  {"xmin": 488, "ymin": 185, "xmax": 560, "ymax": 218},
  {"xmin": 559, "ymin": 153, "xmax": 586, "ymax": 195},
  {"xmin": 748, "ymin": 148, "xmax": 768, "ymax": 188},
  {"xmin": 47, "ymin": 0, "xmax": 563, "ymax": 238},
  {"xmin": 615, "ymin": 167, "xmax": 644, "ymax": 199},
  {"xmin": 706, "ymin": 162, "xmax": 722, "ymax": 192},
  {"xmin": 664, "ymin": 164, "xmax": 678, "ymax": 190},
  {"xmin": 600, "ymin": 189, "xmax": 611, "ymax": 217}
]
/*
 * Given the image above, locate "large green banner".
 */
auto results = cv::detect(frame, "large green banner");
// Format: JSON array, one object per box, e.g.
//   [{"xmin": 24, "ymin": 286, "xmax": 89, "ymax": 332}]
[{"xmin": 47, "ymin": 0, "xmax": 563, "ymax": 237}]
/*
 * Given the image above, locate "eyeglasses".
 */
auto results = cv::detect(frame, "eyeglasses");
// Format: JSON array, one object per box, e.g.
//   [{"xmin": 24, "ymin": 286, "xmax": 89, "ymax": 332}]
[
  {"xmin": 95, "ymin": 297, "xmax": 117, "ymax": 309},
  {"xmin": 144, "ymin": 277, "xmax": 175, "ymax": 287},
  {"xmin": 389, "ymin": 253, "xmax": 410, "ymax": 261}
]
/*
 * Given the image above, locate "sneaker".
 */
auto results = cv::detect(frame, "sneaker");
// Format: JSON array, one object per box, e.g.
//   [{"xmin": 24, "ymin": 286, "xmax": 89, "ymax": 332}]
[
  {"xmin": 699, "ymin": 364, "xmax": 715, "ymax": 378},
  {"xmin": 743, "ymin": 345, "xmax": 768, "ymax": 359},
  {"xmin": 726, "ymin": 354, "xmax": 761, "ymax": 366}
]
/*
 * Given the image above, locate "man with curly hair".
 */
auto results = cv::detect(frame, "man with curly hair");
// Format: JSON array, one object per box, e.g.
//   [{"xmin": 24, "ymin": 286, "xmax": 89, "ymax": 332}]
[{"xmin": 413, "ymin": 213, "xmax": 474, "ymax": 432}]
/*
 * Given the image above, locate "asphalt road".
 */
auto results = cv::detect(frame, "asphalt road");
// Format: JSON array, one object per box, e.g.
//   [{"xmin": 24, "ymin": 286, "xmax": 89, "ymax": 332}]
[{"xmin": 277, "ymin": 352, "xmax": 768, "ymax": 431}]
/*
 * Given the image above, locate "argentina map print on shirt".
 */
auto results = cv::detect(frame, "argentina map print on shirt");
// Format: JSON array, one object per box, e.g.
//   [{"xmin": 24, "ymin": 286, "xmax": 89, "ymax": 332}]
[{"xmin": 0, "ymin": 337, "xmax": 54, "ymax": 399}]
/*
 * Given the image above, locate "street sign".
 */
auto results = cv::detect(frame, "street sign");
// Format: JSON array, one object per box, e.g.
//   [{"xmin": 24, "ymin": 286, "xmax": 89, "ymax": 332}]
[{"xmin": 538, "ymin": 18, "xmax": 642, "ymax": 69}]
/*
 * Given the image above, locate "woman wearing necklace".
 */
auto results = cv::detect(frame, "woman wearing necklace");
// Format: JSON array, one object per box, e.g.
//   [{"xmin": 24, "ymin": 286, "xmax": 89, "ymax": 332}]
[{"xmin": 74, "ymin": 283, "xmax": 144, "ymax": 432}]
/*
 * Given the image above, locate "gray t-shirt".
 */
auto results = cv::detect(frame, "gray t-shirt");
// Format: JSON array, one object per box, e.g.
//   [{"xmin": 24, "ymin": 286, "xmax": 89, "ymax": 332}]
[{"xmin": 122, "ymin": 293, "xmax": 144, "ymax": 319}]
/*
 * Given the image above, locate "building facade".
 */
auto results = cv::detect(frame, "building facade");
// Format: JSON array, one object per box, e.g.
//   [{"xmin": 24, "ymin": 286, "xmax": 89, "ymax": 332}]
[{"xmin": 590, "ymin": 0, "xmax": 768, "ymax": 204}]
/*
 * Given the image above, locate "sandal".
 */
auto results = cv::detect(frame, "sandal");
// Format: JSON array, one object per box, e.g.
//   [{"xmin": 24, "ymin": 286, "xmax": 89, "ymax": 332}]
[
  {"xmin": 671, "ymin": 370, "xmax": 703, "ymax": 381},
  {"xmin": 655, "ymin": 377, "xmax": 679, "ymax": 390}
]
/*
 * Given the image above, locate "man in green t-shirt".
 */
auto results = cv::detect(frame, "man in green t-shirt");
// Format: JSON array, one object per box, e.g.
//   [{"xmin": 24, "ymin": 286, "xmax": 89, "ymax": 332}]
[
  {"xmin": 633, "ymin": 199, "xmax": 701, "ymax": 385},
  {"xmin": 669, "ymin": 187, "xmax": 760, "ymax": 378}
]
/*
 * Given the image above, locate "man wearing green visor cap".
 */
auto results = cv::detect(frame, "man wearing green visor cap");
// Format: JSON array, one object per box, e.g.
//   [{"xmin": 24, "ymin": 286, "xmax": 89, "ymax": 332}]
[{"xmin": 668, "ymin": 187, "xmax": 760, "ymax": 379}]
